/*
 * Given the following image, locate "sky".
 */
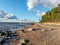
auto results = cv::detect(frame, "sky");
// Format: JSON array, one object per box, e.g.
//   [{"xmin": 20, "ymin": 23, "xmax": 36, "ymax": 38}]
[{"xmin": 0, "ymin": 0, "xmax": 60, "ymax": 22}]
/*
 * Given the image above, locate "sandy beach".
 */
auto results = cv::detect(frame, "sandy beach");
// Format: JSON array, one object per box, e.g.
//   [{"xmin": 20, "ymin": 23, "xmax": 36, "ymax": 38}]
[{"xmin": 15, "ymin": 23, "xmax": 60, "ymax": 45}]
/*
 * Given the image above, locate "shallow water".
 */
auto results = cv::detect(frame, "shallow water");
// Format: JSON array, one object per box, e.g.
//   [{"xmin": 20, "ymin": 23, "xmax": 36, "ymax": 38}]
[{"xmin": 0, "ymin": 22, "xmax": 34, "ymax": 31}]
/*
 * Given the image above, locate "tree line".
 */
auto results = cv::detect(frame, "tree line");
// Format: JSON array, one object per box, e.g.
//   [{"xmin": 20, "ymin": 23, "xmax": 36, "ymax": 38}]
[{"xmin": 40, "ymin": 3, "xmax": 60, "ymax": 23}]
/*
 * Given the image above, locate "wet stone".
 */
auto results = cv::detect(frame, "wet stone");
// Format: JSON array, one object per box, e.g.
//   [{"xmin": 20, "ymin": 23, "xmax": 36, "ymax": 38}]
[{"xmin": 0, "ymin": 30, "xmax": 17, "ymax": 45}]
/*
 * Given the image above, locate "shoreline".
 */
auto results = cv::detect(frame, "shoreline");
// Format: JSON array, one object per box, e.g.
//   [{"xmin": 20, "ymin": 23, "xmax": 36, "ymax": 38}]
[{"xmin": 1, "ymin": 23, "xmax": 60, "ymax": 45}]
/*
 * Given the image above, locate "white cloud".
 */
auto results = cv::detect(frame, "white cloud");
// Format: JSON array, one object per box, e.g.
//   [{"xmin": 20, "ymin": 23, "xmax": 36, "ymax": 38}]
[
  {"xmin": 36, "ymin": 10, "xmax": 46, "ymax": 16},
  {"xmin": 0, "ymin": 10, "xmax": 18, "ymax": 19},
  {"xmin": 27, "ymin": 0, "xmax": 39, "ymax": 10},
  {"xmin": 4, "ymin": 14, "xmax": 18, "ymax": 19},
  {"xmin": 27, "ymin": 0, "xmax": 60, "ymax": 10}
]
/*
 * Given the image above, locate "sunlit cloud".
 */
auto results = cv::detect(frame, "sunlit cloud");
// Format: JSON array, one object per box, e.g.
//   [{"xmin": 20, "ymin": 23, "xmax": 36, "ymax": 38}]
[
  {"xmin": 27, "ymin": 0, "xmax": 60, "ymax": 10},
  {"xmin": 0, "ymin": 10, "xmax": 18, "ymax": 20}
]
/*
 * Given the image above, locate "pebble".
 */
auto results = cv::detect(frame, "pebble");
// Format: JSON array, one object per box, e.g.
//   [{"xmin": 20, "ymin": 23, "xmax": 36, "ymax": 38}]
[
  {"xmin": 43, "ymin": 42, "xmax": 46, "ymax": 45},
  {"xmin": 53, "ymin": 36, "xmax": 56, "ymax": 38},
  {"xmin": 27, "ymin": 28, "xmax": 32, "ymax": 32},
  {"xmin": 17, "ymin": 43, "xmax": 21, "ymax": 45},
  {"xmin": 41, "ymin": 29, "xmax": 45, "ymax": 31},
  {"xmin": 19, "ymin": 31, "xmax": 23, "ymax": 33},
  {"xmin": 48, "ymin": 28, "xmax": 55, "ymax": 30}
]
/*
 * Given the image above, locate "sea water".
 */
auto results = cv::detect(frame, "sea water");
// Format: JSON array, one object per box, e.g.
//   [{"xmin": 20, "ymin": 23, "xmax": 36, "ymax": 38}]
[{"xmin": 0, "ymin": 22, "xmax": 35, "ymax": 31}]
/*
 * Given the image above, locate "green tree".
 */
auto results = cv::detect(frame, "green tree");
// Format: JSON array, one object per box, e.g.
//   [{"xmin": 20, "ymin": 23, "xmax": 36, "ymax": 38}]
[{"xmin": 40, "ymin": 3, "xmax": 60, "ymax": 23}]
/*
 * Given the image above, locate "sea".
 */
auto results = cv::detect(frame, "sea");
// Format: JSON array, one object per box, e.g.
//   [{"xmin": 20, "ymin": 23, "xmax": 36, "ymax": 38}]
[{"xmin": 0, "ymin": 22, "xmax": 35, "ymax": 32}]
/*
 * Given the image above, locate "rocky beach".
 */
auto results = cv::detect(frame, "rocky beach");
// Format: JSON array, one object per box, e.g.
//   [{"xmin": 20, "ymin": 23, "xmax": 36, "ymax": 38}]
[
  {"xmin": 1, "ymin": 23, "xmax": 60, "ymax": 45},
  {"xmin": 14, "ymin": 23, "xmax": 60, "ymax": 45}
]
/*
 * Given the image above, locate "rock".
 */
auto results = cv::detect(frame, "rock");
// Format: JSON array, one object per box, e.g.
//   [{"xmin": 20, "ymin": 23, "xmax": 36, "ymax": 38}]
[
  {"xmin": 0, "ymin": 36, "xmax": 5, "ymax": 42},
  {"xmin": 32, "ymin": 28, "xmax": 40, "ymax": 31},
  {"xmin": 53, "ymin": 36, "xmax": 56, "ymax": 38},
  {"xmin": 27, "ymin": 28, "xmax": 41, "ymax": 32},
  {"xmin": 48, "ymin": 28, "xmax": 55, "ymax": 30},
  {"xmin": 17, "ymin": 43, "xmax": 21, "ymax": 45},
  {"xmin": 20, "ymin": 39, "xmax": 26, "ymax": 43},
  {"xmin": 1, "ymin": 32, "xmax": 7, "ymax": 36},
  {"xmin": 24, "ymin": 39, "xmax": 30, "ymax": 43},
  {"xmin": 27, "ymin": 28, "xmax": 32, "ymax": 32},
  {"xmin": 21, "ymin": 43, "xmax": 26, "ymax": 45},
  {"xmin": 17, "ymin": 43, "xmax": 26, "ymax": 45},
  {"xmin": 18, "ymin": 39, "xmax": 30, "ymax": 45},
  {"xmin": 41, "ymin": 29, "xmax": 45, "ymax": 31},
  {"xmin": 0, "ymin": 30, "xmax": 17, "ymax": 45},
  {"xmin": 51, "ymin": 28, "xmax": 55, "ymax": 30},
  {"xmin": 0, "ymin": 37, "xmax": 3, "ymax": 42},
  {"xmin": 19, "ymin": 31, "xmax": 23, "ymax": 33}
]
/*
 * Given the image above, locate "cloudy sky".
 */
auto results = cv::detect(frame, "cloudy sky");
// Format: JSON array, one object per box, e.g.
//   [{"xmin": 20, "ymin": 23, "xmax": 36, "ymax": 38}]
[{"xmin": 0, "ymin": 0, "xmax": 60, "ymax": 22}]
